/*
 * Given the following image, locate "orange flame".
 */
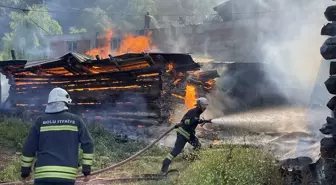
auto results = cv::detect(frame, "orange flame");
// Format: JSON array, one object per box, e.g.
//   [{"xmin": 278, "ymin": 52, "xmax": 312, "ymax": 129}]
[
  {"xmin": 173, "ymin": 79, "xmax": 181, "ymax": 86},
  {"xmin": 166, "ymin": 63, "xmax": 174, "ymax": 73},
  {"xmin": 85, "ymin": 30, "xmax": 113, "ymax": 58},
  {"xmin": 85, "ymin": 30, "xmax": 157, "ymax": 58},
  {"xmin": 185, "ymin": 84, "xmax": 197, "ymax": 109},
  {"xmin": 206, "ymin": 79, "xmax": 215, "ymax": 86},
  {"xmin": 172, "ymin": 93, "xmax": 184, "ymax": 100},
  {"xmin": 116, "ymin": 31, "xmax": 157, "ymax": 55},
  {"xmin": 193, "ymin": 71, "xmax": 200, "ymax": 79}
]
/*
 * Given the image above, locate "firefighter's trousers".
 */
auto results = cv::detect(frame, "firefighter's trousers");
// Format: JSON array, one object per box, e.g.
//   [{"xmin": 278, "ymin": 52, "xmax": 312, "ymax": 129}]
[{"xmin": 161, "ymin": 131, "xmax": 201, "ymax": 173}]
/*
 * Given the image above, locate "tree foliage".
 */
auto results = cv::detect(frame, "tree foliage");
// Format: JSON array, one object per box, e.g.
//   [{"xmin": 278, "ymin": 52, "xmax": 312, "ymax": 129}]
[
  {"xmin": 2, "ymin": 5, "xmax": 62, "ymax": 60},
  {"xmin": 0, "ymin": 0, "xmax": 23, "ymax": 15},
  {"xmin": 69, "ymin": 27, "xmax": 87, "ymax": 34},
  {"xmin": 98, "ymin": 0, "xmax": 157, "ymax": 30},
  {"xmin": 77, "ymin": 7, "xmax": 111, "ymax": 34}
]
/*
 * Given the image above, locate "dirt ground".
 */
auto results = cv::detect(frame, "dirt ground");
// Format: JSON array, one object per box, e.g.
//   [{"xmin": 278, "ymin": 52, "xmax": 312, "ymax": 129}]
[{"xmin": 0, "ymin": 148, "xmax": 15, "ymax": 172}]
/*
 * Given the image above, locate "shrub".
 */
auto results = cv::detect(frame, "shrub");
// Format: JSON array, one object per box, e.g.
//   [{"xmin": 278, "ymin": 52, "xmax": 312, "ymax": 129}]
[
  {"xmin": 0, "ymin": 117, "xmax": 30, "ymax": 150},
  {"xmin": 177, "ymin": 146, "xmax": 283, "ymax": 185}
]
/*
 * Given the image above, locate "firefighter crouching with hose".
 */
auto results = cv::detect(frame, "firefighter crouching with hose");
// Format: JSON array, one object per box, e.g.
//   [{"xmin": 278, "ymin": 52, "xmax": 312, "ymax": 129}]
[
  {"xmin": 20, "ymin": 87, "xmax": 94, "ymax": 185},
  {"xmin": 160, "ymin": 97, "xmax": 212, "ymax": 174}
]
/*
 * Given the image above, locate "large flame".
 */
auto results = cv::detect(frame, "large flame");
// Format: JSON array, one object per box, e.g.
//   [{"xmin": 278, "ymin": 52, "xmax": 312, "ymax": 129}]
[
  {"xmin": 116, "ymin": 31, "xmax": 157, "ymax": 55},
  {"xmin": 85, "ymin": 30, "xmax": 156, "ymax": 58},
  {"xmin": 85, "ymin": 30, "xmax": 113, "ymax": 58},
  {"xmin": 185, "ymin": 84, "xmax": 197, "ymax": 109}
]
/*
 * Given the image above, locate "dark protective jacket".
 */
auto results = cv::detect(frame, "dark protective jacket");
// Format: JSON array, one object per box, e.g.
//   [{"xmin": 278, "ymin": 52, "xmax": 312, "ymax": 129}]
[
  {"xmin": 20, "ymin": 111, "xmax": 94, "ymax": 183},
  {"xmin": 176, "ymin": 107, "xmax": 203, "ymax": 140}
]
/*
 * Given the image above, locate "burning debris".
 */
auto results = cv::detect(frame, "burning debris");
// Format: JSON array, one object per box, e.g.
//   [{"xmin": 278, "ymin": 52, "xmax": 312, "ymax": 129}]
[{"xmin": 0, "ymin": 52, "xmax": 219, "ymax": 125}]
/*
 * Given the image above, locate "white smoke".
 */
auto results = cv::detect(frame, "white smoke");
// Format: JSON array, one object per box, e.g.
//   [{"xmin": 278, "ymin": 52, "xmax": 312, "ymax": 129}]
[{"xmin": 204, "ymin": 0, "xmax": 334, "ymax": 163}]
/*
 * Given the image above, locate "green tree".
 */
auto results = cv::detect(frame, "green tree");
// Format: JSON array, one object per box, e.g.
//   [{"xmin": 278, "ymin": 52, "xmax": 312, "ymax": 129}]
[
  {"xmin": 2, "ymin": 5, "xmax": 62, "ymax": 60},
  {"xmin": 98, "ymin": 0, "xmax": 157, "ymax": 30},
  {"xmin": 77, "ymin": 7, "xmax": 111, "ymax": 34},
  {"xmin": 69, "ymin": 27, "xmax": 87, "ymax": 34}
]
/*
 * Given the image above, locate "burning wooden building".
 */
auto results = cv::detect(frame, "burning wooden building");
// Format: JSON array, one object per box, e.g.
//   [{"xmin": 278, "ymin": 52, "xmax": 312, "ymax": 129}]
[{"xmin": 0, "ymin": 52, "xmax": 219, "ymax": 126}]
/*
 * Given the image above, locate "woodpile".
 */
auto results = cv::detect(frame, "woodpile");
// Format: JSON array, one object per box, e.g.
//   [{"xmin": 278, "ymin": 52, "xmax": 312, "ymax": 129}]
[{"xmin": 0, "ymin": 52, "xmax": 219, "ymax": 125}]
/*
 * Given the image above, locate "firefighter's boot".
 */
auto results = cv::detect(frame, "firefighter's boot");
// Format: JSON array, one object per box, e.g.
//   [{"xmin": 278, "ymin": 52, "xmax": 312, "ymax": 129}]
[{"xmin": 161, "ymin": 158, "xmax": 172, "ymax": 174}]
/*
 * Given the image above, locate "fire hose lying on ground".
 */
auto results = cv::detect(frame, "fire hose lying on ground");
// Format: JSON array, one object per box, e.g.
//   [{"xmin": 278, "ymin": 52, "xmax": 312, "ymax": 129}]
[{"xmin": 0, "ymin": 124, "xmax": 187, "ymax": 185}]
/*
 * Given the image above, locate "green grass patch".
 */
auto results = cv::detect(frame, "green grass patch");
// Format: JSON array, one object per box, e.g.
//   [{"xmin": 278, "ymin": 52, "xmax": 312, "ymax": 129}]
[
  {"xmin": 176, "ymin": 146, "xmax": 283, "ymax": 185},
  {"xmin": 0, "ymin": 156, "xmax": 21, "ymax": 182},
  {"xmin": 0, "ymin": 117, "xmax": 283, "ymax": 185},
  {"xmin": 0, "ymin": 117, "xmax": 30, "ymax": 150}
]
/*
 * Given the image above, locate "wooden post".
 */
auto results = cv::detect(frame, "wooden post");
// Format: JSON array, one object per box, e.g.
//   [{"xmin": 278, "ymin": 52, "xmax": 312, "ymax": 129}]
[{"xmin": 108, "ymin": 54, "xmax": 121, "ymax": 71}]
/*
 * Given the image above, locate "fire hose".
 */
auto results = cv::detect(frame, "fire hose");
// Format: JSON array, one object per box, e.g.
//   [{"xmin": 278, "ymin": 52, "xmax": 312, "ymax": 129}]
[{"xmin": 0, "ymin": 126, "xmax": 177, "ymax": 185}]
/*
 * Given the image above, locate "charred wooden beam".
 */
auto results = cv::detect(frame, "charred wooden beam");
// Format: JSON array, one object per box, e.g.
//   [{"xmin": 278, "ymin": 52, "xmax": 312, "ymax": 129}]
[
  {"xmin": 86, "ymin": 56, "xmax": 149, "ymax": 66},
  {"xmin": 15, "ymin": 79, "xmax": 160, "ymax": 89},
  {"xmin": 14, "ymin": 74, "xmax": 160, "ymax": 82},
  {"xmin": 12, "ymin": 86, "xmax": 162, "ymax": 97},
  {"xmin": 198, "ymin": 70, "xmax": 220, "ymax": 80},
  {"xmin": 108, "ymin": 54, "xmax": 121, "ymax": 71},
  {"xmin": 143, "ymin": 53, "xmax": 156, "ymax": 66},
  {"xmin": 13, "ymin": 66, "xmax": 161, "ymax": 80}
]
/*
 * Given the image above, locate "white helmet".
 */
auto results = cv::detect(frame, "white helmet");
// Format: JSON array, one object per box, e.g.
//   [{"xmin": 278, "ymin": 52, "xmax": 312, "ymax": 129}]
[
  {"xmin": 47, "ymin": 87, "xmax": 72, "ymax": 104},
  {"xmin": 196, "ymin": 97, "xmax": 209, "ymax": 109}
]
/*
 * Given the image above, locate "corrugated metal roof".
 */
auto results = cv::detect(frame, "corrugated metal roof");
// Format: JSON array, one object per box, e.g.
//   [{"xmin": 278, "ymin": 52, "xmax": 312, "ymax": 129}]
[
  {"xmin": 24, "ymin": 53, "xmax": 90, "ymax": 68},
  {"xmin": 60, "ymin": 52, "xmax": 90, "ymax": 63},
  {"xmin": 25, "ymin": 58, "xmax": 60, "ymax": 68}
]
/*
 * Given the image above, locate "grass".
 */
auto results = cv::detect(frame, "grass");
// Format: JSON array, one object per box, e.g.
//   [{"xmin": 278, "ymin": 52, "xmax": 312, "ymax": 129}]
[{"xmin": 0, "ymin": 116, "xmax": 284, "ymax": 185}]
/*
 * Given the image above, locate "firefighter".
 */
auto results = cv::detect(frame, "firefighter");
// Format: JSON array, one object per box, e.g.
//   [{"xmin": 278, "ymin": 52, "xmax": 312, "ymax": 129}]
[
  {"xmin": 160, "ymin": 97, "xmax": 211, "ymax": 173},
  {"xmin": 20, "ymin": 87, "xmax": 94, "ymax": 185},
  {"xmin": 144, "ymin": 11, "xmax": 151, "ymax": 29}
]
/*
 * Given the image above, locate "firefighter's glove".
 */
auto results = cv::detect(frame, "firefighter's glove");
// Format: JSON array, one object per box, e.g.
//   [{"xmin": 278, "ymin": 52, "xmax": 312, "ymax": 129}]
[
  {"xmin": 199, "ymin": 119, "xmax": 207, "ymax": 123},
  {"xmin": 174, "ymin": 123, "xmax": 181, "ymax": 128}
]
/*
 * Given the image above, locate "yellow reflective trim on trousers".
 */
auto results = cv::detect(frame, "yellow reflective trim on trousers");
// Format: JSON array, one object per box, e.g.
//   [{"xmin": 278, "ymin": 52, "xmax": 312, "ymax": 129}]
[
  {"xmin": 82, "ymin": 153, "xmax": 93, "ymax": 159},
  {"xmin": 21, "ymin": 161, "xmax": 33, "ymax": 167},
  {"xmin": 176, "ymin": 127, "xmax": 190, "ymax": 139},
  {"xmin": 35, "ymin": 166, "xmax": 77, "ymax": 174},
  {"xmin": 35, "ymin": 172, "xmax": 76, "ymax": 180},
  {"xmin": 21, "ymin": 156, "xmax": 34, "ymax": 162},
  {"xmin": 40, "ymin": 125, "xmax": 78, "ymax": 132},
  {"xmin": 166, "ymin": 154, "xmax": 174, "ymax": 161},
  {"xmin": 82, "ymin": 159, "xmax": 93, "ymax": 165},
  {"xmin": 176, "ymin": 130, "xmax": 190, "ymax": 140}
]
